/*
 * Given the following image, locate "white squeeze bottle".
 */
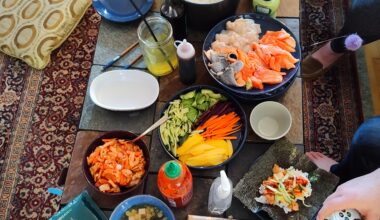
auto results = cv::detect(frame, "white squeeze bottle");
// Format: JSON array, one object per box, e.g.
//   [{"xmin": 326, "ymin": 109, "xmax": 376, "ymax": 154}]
[{"xmin": 208, "ymin": 170, "xmax": 233, "ymax": 214}]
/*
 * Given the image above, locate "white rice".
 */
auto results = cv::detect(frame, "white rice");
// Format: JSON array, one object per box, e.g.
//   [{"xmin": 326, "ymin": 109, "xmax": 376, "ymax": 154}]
[{"xmin": 255, "ymin": 166, "xmax": 312, "ymax": 214}]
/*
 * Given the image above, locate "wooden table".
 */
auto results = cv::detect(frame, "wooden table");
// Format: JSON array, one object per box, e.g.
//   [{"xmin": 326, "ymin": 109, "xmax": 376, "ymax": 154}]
[{"xmin": 62, "ymin": 1, "xmax": 302, "ymax": 219}]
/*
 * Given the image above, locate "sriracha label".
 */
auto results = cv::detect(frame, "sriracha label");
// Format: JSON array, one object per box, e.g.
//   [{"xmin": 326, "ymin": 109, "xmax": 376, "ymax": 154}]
[{"xmin": 162, "ymin": 187, "xmax": 193, "ymax": 208}]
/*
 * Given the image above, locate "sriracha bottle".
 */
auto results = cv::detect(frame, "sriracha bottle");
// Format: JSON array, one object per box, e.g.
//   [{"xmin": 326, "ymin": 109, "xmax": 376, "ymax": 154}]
[{"xmin": 157, "ymin": 160, "xmax": 193, "ymax": 208}]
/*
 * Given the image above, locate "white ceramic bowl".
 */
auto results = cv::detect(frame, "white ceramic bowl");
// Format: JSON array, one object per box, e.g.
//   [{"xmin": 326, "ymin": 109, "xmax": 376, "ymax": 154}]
[
  {"xmin": 90, "ymin": 69, "xmax": 159, "ymax": 111},
  {"xmin": 250, "ymin": 101, "xmax": 292, "ymax": 140}
]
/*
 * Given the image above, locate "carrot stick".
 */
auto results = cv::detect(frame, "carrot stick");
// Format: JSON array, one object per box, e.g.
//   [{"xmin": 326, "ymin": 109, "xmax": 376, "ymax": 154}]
[{"xmin": 196, "ymin": 112, "xmax": 241, "ymax": 140}]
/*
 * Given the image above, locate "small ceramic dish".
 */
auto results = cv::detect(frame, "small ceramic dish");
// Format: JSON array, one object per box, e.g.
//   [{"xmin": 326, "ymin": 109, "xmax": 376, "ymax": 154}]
[
  {"xmin": 250, "ymin": 101, "xmax": 292, "ymax": 140},
  {"xmin": 89, "ymin": 69, "xmax": 159, "ymax": 111}
]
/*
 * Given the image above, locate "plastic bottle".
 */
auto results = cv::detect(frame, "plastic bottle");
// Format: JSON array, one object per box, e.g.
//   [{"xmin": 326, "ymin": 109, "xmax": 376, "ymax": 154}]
[
  {"xmin": 160, "ymin": 0, "xmax": 187, "ymax": 40},
  {"xmin": 175, "ymin": 39, "xmax": 196, "ymax": 85},
  {"xmin": 157, "ymin": 160, "xmax": 193, "ymax": 208},
  {"xmin": 208, "ymin": 170, "xmax": 233, "ymax": 215}
]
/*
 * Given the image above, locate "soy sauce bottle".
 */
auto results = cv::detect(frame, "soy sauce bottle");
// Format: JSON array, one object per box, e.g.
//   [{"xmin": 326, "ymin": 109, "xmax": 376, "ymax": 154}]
[{"xmin": 160, "ymin": 0, "xmax": 187, "ymax": 40}]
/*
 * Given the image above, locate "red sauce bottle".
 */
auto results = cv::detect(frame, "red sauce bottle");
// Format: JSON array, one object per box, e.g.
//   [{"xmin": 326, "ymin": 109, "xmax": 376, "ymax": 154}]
[{"xmin": 157, "ymin": 160, "xmax": 193, "ymax": 208}]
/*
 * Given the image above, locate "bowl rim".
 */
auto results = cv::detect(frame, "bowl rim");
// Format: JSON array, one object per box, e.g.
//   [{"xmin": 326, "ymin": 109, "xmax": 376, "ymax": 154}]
[
  {"xmin": 82, "ymin": 130, "xmax": 150, "ymax": 196},
  {"xmin": 92, "ymin": 0, "xmax": 154, "ymax": 23},
  {"xmin": 109, "ymin": 194, "xmax": 175, "ymax": 220},
  {"xmin": 157, "ymin": 84, "xmax": 248, "ymax": 169},
  {"xmin": 202, "ymin": 13, "xmax": 301, "ymax": 97},
  {"xmin": 250, "ymin": 101, "xmax": 292, "ymax": 140},
  {"xmin": 182, "ymin": 0, "xmax": 224, "ymax": 5}
]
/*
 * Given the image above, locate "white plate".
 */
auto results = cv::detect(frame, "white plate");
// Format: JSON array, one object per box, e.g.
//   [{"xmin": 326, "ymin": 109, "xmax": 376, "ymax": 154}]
[{"xmin": 90, "ymin": 70, "xmax": 159, "ymax": 111}]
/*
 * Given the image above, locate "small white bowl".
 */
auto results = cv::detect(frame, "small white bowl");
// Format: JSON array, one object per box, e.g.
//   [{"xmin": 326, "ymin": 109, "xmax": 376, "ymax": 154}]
[
  {"xmin": 250, "ymin": 101, "xmax": 292, "ymax": 140},
  {"xmin": 90, "ymin": 69, "xmax": 159, "ymax": 111}
]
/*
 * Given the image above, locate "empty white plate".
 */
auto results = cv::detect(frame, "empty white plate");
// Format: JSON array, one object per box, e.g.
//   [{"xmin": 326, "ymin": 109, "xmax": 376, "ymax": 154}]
[{"xmin": 90, "ymin": 69, "xmax": 159, "ymax": 111}]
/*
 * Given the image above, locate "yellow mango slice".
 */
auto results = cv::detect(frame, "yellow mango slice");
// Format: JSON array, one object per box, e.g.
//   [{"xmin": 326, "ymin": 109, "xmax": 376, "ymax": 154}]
[
  {"xmin": 185, "ymin": 153, "xmax": 227, "ymax": 167},
  {"xmin": 177, "ymin": 134, "xmax": 204, "ymax": 156},
  {"xmin": 204, "ymin": 139, "xmax": 229, "ymax": 149},
  {"xmin": 226, "ymin": 140, "xmax": 233, "ymax": 157},
  {"xmin": 186, "ymin": 143, "xmax": 217, "ymax": 156}
]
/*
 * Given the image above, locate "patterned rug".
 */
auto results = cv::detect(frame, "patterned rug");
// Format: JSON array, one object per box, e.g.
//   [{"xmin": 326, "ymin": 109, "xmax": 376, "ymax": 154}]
[
  {"xmin": 301, "ymin": 0, "xmax": 364, "ymax": 160},
  {"xmin": 0, "ymin": 8, "xmax": 100, "ymax": 220}
]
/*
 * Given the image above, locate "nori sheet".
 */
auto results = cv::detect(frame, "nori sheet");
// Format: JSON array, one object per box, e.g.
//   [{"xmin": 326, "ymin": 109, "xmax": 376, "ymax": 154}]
[{"xmin": 233, "ymin": 138, "xmax": 340, "ymax": 220}]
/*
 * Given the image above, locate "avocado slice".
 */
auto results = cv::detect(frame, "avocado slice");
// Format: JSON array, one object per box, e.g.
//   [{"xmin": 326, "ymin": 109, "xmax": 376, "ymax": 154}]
[{"xmin": 180, "ymin": 91, "xmax": 196, "ymax": 99}]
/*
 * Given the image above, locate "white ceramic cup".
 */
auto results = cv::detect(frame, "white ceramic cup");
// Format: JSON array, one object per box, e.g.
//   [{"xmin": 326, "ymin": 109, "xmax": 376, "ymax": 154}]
[{"xmin": 250, "ymin": 101, "xmax": 292, "ymax": 140}]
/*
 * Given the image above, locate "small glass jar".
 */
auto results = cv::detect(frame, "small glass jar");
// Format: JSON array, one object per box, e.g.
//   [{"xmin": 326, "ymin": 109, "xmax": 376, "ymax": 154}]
[{"xmin": 137, "ymin": 16, "xmax": 178, "ymax": 76}]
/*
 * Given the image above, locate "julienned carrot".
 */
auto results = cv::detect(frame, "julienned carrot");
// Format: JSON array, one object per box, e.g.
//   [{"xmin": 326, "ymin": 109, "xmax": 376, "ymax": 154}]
[
  {"xmin": 196, "ymin": 112, "xmax": 241, "ymax": 140},
  {"xmin": 197, "ymin": 113, "xmax": 238, "ymax": 130}
]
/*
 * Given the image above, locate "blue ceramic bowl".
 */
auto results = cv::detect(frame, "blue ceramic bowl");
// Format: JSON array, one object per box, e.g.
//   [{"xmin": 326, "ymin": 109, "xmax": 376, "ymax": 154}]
[
  {"xmin": 202, "ymin": 13, "xmax": 301, "ymax": 101},
  {"xmin": 110, "ymin": 195, "xmax": 175, "ymax": 220},
  {"xmin": 93, "ymin": 0, "xmax": 153, "ymax": 23},
  {"xmin": 158, "ymin": 85, "xmax": 248, "ymax": 170}
]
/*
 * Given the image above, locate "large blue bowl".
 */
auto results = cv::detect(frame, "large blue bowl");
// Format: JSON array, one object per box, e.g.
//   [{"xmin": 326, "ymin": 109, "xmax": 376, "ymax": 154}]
[
  {"xmin": 202, "ymin": 13, "xmax": 301, "ymax": 101},
  {"xmin": 158, "ymin": 85, "xmax": 248, "ymax": 170},
  {"xmin": 110, "ymin": 195, "xmax": 175, "ymax": 220}
]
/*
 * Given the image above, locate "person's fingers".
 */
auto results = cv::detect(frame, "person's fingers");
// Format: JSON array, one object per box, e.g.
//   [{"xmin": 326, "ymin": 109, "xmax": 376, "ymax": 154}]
[
  {"xmin": 364, "ymin": 212, "xmax": 379, "ymax": 220},
  {"xmin": 315, "ymin": 152, "xmax": 325, "ymax": 159},
  {"xmin": 306, "ymin": 152, "xmax": 318, "ymax": 160},
  {"xmin": 315, "ymin": 152, "xmax": 326, "ymax": 158},
  {"xmin": 317, "ymin": 196, "xmax": 354, "ymax": 220},
  {"xmin": 322, "ymin": 192, "xmax": 343, "ymax": 206}
]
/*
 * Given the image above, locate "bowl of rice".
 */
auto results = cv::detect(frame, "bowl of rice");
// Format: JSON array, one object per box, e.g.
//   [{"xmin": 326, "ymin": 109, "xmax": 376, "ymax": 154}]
[{"xmin": 183, "ymin": 0, "xmax": 240, "ymax": 30}]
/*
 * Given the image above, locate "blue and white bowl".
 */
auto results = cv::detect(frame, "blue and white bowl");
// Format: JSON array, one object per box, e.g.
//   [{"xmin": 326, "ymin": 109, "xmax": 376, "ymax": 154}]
[{"xmin": 110, "ymin": 195, "xmax": 175, "ymax": 220}]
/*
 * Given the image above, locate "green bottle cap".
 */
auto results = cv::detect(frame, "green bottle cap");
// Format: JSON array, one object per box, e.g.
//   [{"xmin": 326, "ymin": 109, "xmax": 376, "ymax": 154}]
[{"xmin": 164, "ymin": 161, "xmax": 182, "ymax": 179}]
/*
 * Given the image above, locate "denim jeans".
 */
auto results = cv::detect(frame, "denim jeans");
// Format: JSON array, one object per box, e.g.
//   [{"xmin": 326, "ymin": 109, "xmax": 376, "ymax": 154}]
[
  {"xmin": 330, "ymin": 116, "xmax": 380, "ymax": 183},
  {"xmin": 330, "ymin": 0, "xmax": 380, "ymax": 53}
]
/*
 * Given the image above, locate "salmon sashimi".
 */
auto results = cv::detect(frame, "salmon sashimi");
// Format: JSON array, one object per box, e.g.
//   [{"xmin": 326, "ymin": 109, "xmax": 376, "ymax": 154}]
[
  {"xmin": 260, "ymin": 29, "xmax": 297, "ymax": 52},
  {"xmin": 251, "ymin": 43, "xmax": 299, "ymax": 72},
  {"xmin": 237, "ymin": 49, "xmax": 256, "ymax": 81},
  {"xmin": 207, "ymin": 24, "xmax": 298, "ymax": 90},
  {"xmin": 254, "ymin": 67, "xmax": 284, "ymax": 84}
]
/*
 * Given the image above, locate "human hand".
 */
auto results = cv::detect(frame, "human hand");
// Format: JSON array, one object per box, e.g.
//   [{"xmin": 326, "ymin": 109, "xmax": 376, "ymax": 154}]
[{"xmin": 317, "ymin": 168, "xmax": 380, "ymax": 220}]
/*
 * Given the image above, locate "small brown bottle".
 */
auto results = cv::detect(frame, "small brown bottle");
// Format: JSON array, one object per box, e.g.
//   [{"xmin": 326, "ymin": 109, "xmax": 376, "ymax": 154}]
[{"xmin": 176, "ymin": 39, "xmax": 196, "ymax": 85}]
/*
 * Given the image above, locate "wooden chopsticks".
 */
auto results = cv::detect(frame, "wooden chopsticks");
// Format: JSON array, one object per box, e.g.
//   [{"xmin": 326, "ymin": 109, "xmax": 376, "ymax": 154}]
[{"xmin": 102, "ymin": 41, "xmax": 143, "ymax": 71}]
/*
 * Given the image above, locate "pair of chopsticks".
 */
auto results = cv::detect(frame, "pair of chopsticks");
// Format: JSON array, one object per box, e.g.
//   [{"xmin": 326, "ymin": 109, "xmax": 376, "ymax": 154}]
[{"xmin": 102, "ymin": 41, "xmax": 143, "ymax": 71}]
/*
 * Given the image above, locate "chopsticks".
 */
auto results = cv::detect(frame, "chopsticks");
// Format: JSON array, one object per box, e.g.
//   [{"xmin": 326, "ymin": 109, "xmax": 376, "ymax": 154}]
[
  {"xmin": 122, "ymin": 54, "xmax": 143, "ymax": 69},
  {"xmin": 102, "ymin": 41, "xmax": 141, "ymax": 71}
]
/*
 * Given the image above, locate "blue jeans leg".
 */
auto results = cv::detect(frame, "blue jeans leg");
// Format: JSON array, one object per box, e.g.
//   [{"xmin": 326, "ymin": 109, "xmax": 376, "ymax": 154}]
[{"xmin": 330, "ymin": 116, "xmax": 380, "ymax": 183}]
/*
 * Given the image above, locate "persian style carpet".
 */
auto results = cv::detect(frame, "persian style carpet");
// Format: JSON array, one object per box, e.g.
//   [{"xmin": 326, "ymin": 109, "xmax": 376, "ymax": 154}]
[
  {"xmin": 0, "ymin": 8, "xmax": 100, "ymax": 219},
  {"xmin": 301, "ymin": 0, "xmax": 364, "ymax": 160}
]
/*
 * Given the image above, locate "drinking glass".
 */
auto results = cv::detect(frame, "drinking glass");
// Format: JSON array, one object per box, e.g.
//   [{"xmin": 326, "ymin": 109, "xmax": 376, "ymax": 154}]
[{"xmin": 137, "ymin": 16, "xmax": 178, "ymax": 76}]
